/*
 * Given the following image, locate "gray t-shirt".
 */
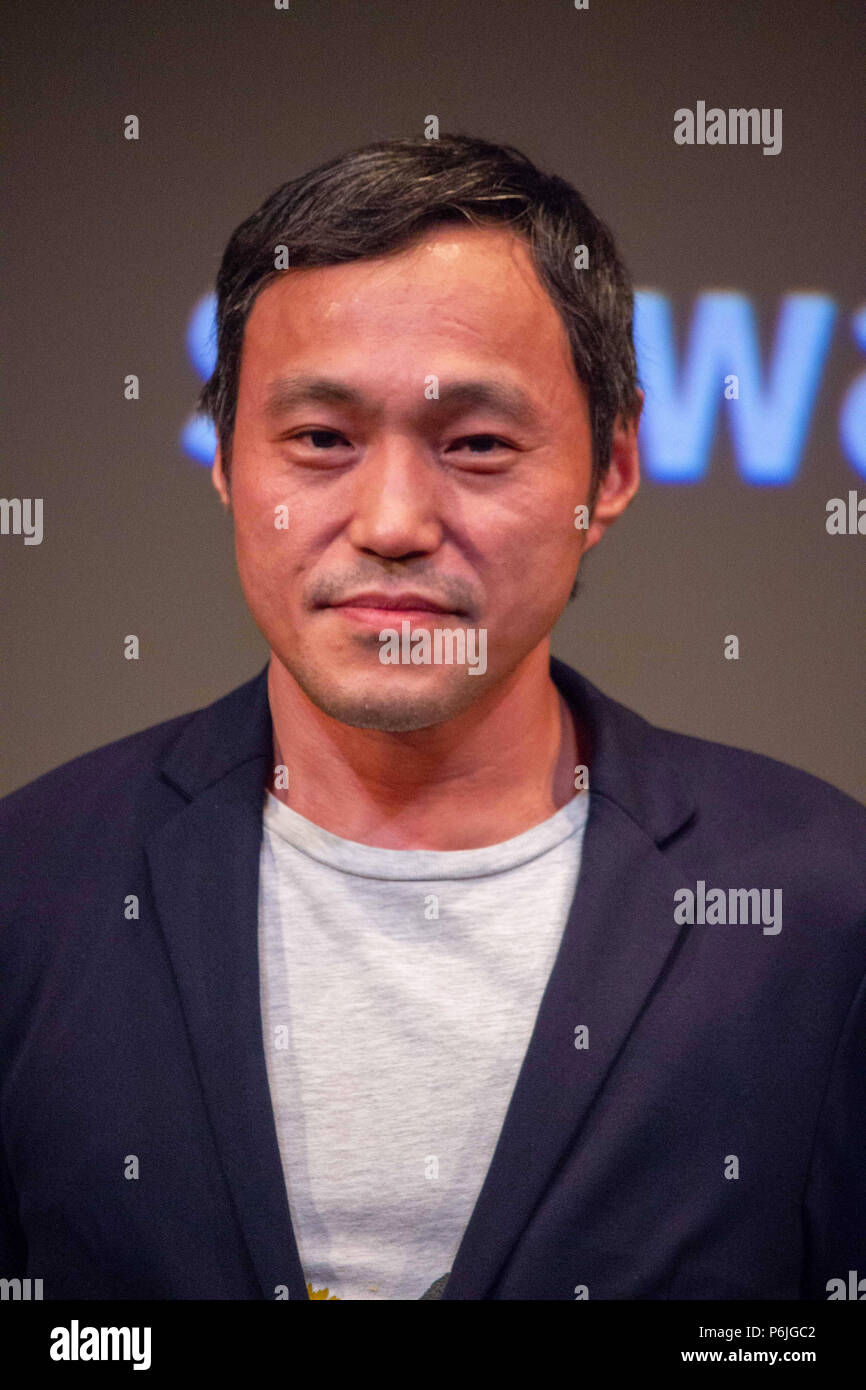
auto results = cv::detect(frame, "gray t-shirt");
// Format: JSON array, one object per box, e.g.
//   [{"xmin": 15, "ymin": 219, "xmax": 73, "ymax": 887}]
[{"xmin": 257, "ymin": 786, "xmax": 590, "ymax": 1300}]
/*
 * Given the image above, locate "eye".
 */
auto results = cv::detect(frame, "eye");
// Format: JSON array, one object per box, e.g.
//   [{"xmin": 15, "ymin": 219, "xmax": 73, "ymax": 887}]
[
  {"xmin": 293, "ymin": 430, "xmax": 351, "ymax": 449},
  {"xmin": 446, "ymin": 434, "xmax": 511, "ymax": 455}
]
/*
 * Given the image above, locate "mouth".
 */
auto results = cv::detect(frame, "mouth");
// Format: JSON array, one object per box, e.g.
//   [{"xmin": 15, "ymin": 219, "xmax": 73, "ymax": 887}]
[
  {"xmin": 324, "ymin": 593, "xmax": 468, "ymax": 625},
  {"xmin": 328, "ymin": 603, "xmax": 465, "ymax": 627}
]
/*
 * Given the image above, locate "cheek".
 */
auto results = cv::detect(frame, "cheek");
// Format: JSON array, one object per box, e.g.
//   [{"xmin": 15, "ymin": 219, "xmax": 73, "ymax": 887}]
[
  {"xmin": 234, "ymin": 504, "xmax": 278, "ymax": 571},
  {"xmin": 486, "ymin": 480, "xmax": 580, "ymax": 579},
  {"xmin": 489, "ymin": 491, "xmax": 580, "ymax": 630},
  {"xmin": 232, "ymin": 462, "xmax": 295, "ymax": 546},
  {"xmin": 231, "ymin": 496, "xmax": 299, "ymax": 612}
]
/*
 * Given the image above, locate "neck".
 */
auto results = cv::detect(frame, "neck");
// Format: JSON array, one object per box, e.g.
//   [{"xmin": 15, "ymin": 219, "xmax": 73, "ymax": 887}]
[{"xmin": 267, "ymin": 646, "xmax": 580, "ymax": 850}]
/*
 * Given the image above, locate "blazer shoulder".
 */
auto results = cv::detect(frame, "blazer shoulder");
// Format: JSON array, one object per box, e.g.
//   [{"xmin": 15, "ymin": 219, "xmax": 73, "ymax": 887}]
[
  {"xmin": 0, "ymin": 666, "xmax": 269, "ymax": 867},
  {"xmin": 555, "ymin": 658, "xmax": 866, "ymax": 844},
  {"xmin": 0, "ymin": 704, "xmax": 210, "ymax": 929},
  {"xmin": 650, "ymin": 717, "xmax": 866, "ymax": 839},
  {"xmin": 0, "ymin": 705, "xmax": 197, "ymax": 835}
]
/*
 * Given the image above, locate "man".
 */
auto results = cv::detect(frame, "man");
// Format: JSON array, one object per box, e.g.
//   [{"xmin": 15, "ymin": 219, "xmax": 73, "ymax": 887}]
[{"xmin": 1, "ymin": 135, "xmax": 864, "ymax": 1302}]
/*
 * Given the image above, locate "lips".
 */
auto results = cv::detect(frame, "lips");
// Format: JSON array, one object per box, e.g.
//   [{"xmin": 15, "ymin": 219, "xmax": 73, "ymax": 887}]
[{"xmin": 331, "ymin": 592, "xmax": 455, "ymax": 614}]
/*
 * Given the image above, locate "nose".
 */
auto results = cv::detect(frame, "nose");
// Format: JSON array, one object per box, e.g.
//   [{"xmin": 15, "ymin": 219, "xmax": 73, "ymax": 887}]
[{"xmin": 346, "ymin": 436, "xmax": 444, "ymax": 560}]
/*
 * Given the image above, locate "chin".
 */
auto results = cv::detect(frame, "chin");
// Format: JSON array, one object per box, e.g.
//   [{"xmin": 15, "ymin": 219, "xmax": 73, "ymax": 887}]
[{"xmin": 294, "ymin": 665, "xmax": 485, "ymax": 732}]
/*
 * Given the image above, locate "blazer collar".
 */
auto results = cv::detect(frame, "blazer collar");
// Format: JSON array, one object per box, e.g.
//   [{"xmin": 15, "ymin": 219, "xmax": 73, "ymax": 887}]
[
  {"xmin": 549, "ymin": 655, "xmax": 696, "ymax": 845},
  {"xmin": 158, "ymin": 664, "xmax": 274, "ymax": 801},
  {"xmin": 149, "ymin": 655, "xmax": 697, "ymax": 1300}
]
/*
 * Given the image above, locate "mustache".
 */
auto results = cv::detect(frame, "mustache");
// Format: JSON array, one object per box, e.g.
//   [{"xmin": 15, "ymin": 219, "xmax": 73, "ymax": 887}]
[{"xmin": 310, "ymin": 573, "xmax": 478, "ymax": 618}]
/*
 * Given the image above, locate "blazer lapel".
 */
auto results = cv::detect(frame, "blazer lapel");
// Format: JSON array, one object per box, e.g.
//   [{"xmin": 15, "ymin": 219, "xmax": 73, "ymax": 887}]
[
  {"xmin": 145, "ymin": 666, "xmax": 308, "ymax": 1300},
  {"xmin": 441, "ymin": 658, "xmax": 698, "ymax": 1298}
]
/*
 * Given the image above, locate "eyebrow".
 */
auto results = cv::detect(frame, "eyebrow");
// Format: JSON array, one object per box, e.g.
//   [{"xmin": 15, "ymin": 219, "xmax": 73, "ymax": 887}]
[
  {"xmin": 262, "ymin": 374, "xmax": 540, "ymax": 427},
  {"xmin": 263, "ymin": 376, "xmax": 362, "ymax": 417}
]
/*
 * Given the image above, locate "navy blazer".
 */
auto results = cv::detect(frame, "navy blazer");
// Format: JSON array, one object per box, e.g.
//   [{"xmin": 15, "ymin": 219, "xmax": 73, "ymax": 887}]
[{"xmin": 1, "ymin": 657, "xmax": 865, "ymax": 1300}]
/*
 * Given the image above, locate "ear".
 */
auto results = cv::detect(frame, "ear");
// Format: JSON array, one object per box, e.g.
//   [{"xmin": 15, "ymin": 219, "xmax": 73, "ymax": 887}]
[
  {"xmin": 582, "ymin": 391, "xmax": 642, "ymax": 555},
  {"xmin": 211, "ymin": 441, "xmax": 231, "ymax": 510}
]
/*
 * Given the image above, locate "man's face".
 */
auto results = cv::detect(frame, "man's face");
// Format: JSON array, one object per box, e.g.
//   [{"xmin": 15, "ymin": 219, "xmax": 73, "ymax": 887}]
[{"xmin": 213, "ymin": 223, "xmax": 636, "ymax": 731}]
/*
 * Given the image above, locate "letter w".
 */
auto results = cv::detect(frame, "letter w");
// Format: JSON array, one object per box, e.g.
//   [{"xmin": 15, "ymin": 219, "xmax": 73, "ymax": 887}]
[{"xmin": 634, "ymin": 291, "xmax": 835, "ymax": 482}]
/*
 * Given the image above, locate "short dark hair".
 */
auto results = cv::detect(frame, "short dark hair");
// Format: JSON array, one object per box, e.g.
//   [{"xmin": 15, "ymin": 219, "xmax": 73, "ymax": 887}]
[{"xmin": 196, "ymin": 133, "xmax": 640, "ymax": 509}]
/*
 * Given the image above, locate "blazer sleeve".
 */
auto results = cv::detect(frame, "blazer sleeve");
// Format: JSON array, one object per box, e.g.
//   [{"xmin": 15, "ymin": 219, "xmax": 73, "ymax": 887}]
[{"xmin": 801, "ymin": 953, "xmax": 866, "ymax": 1299}]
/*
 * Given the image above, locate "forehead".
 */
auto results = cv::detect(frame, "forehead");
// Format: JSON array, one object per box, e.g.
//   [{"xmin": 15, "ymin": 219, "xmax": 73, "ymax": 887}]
[{"xmin": 240, "ymin": 223, "xmax": 575, "ymax": 380}]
